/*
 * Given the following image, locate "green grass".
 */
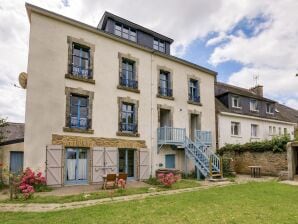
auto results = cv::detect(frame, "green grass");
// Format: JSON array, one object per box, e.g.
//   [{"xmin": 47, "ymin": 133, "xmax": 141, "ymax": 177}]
[
  {"xmin": 1, "ymin": 179, "xmax": 200, "ymax": 204},
  {"xmin": 1, "ymin": 182, "xmax": 298, "ymax": 223}
]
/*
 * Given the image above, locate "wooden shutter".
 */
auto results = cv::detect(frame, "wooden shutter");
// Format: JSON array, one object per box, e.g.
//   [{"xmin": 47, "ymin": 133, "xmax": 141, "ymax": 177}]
[
  {"xmin": 46, "ymin": 145, "xmax": 63, "ymax": 186},
  {"xmin": 104, "ymin": 148, "xmax": 118, "ymax": 174},
  {"xmin": 139, "ymin": 149, "xmax": 149, "ymax": 180},
  {"xmin": 91, "ymin": 147, "xmax": 105, "ymax": 183}
]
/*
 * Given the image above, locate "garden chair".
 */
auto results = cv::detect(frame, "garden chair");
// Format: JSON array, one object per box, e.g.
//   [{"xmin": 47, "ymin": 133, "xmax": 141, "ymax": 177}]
[
  {"xmin": 103, "ymin": 173, "xmax": 117, "ymax": 190},
  {"xmin": 117, "ymin": 173, "xmax": 128, "ymax": 188}
]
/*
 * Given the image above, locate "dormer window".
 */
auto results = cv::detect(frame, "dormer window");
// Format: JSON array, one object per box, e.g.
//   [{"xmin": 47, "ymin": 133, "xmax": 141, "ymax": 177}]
[
  {"xmin": 266, "ymin": 103, "xmax": 274, "ymax": 114},
  {"xmin": 232, "ymin": 96, "xmax": 241, "ymax": 108},
  {"xmin": 153, "ymin": 38, "xmax": 165, "ymax": 53},
  {"xmin": 114, "ymin": 23, "xmax": 137, "ymax": 42},
  {"xmin": 250, "ymin": 100, "xmax": 258, "ymax": 112}
]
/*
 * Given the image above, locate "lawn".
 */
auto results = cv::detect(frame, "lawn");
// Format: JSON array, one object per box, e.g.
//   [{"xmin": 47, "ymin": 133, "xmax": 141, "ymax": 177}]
[
  {"xmin": 1, "ymin": 179, "xmax": 201, "ymax": 204},
  {"xmin": 1, "ymin": 182, "xmax": 298, "ymax": 224}
]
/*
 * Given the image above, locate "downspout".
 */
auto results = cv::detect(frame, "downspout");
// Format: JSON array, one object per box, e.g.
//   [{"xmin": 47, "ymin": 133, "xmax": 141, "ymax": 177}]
[{"xmin": 150, "ymin": 50, "xmax": 154, "ymax": 177}]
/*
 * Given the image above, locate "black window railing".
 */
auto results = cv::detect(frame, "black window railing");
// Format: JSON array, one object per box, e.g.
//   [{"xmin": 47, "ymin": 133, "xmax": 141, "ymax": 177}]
[
  {"xmin": 70, "ymin": 117, "xmax": 91, "ymax": 129},
  {"xmin": 119, "ymin": 76, "xmax": 138, "ymax": 89},
  {"xmin": 159, "ymin": 87, "xmax": 172, "ymax": 97},
  {"xmin": 69, "ymin": 64, "xmax": 92, "ymax": 79},
  {"xmin": 119, "ymin": 122, "xmax": 138, "ymax": 133},
  {"xmin": 189, "ymin": 94, "xmax": 200, "ymax": 103}
]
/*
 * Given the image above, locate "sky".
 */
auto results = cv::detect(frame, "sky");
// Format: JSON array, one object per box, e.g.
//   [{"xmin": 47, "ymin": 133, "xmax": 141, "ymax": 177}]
[{"xmin": 1, "ymin": 0, "xmax": 298, "ymax": 122}]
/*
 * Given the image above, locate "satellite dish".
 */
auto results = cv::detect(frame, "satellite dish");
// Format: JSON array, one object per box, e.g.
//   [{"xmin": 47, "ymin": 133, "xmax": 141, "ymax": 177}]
[{"xmin": 18, "ymin": 72, "xmax": 27, "ymax": 89}]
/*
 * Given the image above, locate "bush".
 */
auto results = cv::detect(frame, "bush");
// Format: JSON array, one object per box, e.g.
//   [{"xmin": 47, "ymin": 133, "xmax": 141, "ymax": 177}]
[
  {"xmin": 157, "ymin": 173, "xmax": 177, "ymax": 187},
  {"xmin": 19, "ymin": 168, "xmax": 47, "ymax": 199},
  {"xmin": 144, "ymin": 176, "xmax": 160, "ymax": 186},
  {"xmin": 218, "ymin": 135, "xmax": 290, "ymax": 155}
]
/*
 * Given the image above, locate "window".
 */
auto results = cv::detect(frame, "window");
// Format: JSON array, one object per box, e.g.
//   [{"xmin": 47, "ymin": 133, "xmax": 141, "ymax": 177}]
[
  {"xmin": 120, "ymin": 59, "xmax": 137, "ymax": 89},
  {"xmin": 251, "ymin": 124, "xmax": 258, "ymax": 137},
  {"xmin": 153, "ymin": 38, "xmax": 165, "ymax": 52},
  {"xmin": 269, "ymin": 126, "xmax": 273, "ymax": 135},
  {"xmin": 273, "ymin": 126, "xmax": 276, "ymax": 135},
  {"xmin": 266, "ymin": 103, "xmax": 274, "ymax": 114},
  {"xmin": 284, "ymin": 128, "xmax": 287, "ymax": 135},
  {"xmin": 71, "ymin": 43, "xmax": 91, "ymax": 79},
  {"xmin": 232, "ymin": 96, "xmax": 241, "ymax": 108},
  {"xmin": 189, "ymin": 79, "xmax": 200, "ymax": 102},
  {"xmin": 278, "ymin": 127, "xmax": 282, "ymax": 135},
  {"xmin": 70, "ymin": 95, "xmax": 88, "ymax": 129},
  {"xmin": 250, "ymin": 100, "xmax": 258, "ymax": 111},
  {"xmin": 159, "ymin": 70, "xmax": 172, "ymax": 97},
  {"xmin": 231, "ymin": 122, "xmax": 240, "ymax": 136},
  {"xmin": 114, "ymin": 23, "xmax": 137, "ymax": 42},
  {"xmin": 120, "ymin": 103, "xmax": 137, "ymax": 133}
]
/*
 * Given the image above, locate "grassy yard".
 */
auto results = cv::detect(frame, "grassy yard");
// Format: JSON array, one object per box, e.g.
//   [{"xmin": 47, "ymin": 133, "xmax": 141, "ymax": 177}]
[
  {"xmin": 1, "ymin": 182, "xmax": 298, "ymax": 223},
  {"xmin": 1, "ymin": 179, "xmax": 200, "ymax": 204}
]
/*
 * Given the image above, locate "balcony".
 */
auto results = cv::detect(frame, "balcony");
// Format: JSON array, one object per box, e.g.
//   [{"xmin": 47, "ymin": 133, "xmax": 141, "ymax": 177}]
[
  {"xmin": 157, "ymin": 127, "xmax": 185, "ymax": 145},
  {"xmin": 195, "ymin": 130, "xmax": 212, "ymax": 145}
]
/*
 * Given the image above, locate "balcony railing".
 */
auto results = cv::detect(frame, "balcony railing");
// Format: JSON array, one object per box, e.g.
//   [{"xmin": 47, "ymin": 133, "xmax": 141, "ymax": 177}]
[
  {"xmin": 158, "ymin": 87, "xmax": 172, "ymax": 97},
  {"xmin": 157, "ymin": 127, "xmax": 186, "ymax": 145},
  {"xmin": 70, "ymin": 117, "xmax": 90, "ymax": 129},
  {"xmin": 119, "ymin": 76, "xmax": 138, "ymax": 89},
  {"xmin": 119, "ymin": 122, "xmax": 138, "ymax": 133},
  {"xmin": 69, "ymin": 64, "xmax": 92, "ymax": 79},
  {"xmin": 195, "ymin": 130, "xmax": 212, "ymax": 145},
  {"xmin": 188, "ymin": 94, "xmax": 200, "ymax": 103}
]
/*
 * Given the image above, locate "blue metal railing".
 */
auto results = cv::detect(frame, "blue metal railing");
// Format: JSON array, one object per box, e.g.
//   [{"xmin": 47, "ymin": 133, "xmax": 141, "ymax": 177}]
[
  {"xmin": 188, "ymin": 94, "xmax": 200, "ymax": 103},
  {"xmin": 119, "ymin": 76, "xmax": 138, "ymax": 89},
  {"xmin": 196, "ymin": 130, "xmax": 212, "ymax": 145},
  {"xmin": 158, "ymin": 87, "xmax": 173, "ymax": 97},
  {"xmin": 119, "ymin": 122, "xmax": 137, "ymax": 133},
  {"xmin": 157, "ymin": 127, "xmax": 185, "ymax": 145},
  {"xmin": 70, "ymin": 117, "xmax": 89, "ymax": 129}
]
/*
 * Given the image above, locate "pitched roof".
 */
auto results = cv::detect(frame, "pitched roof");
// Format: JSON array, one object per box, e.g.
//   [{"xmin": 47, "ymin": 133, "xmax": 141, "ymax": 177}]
[
  {"xmin": 215, "ymin": 82, "xmax": 275, "ymax": 103},
  {"xmin": 0, "ymin": 122, "xmax": 24, "ymax": 146}
]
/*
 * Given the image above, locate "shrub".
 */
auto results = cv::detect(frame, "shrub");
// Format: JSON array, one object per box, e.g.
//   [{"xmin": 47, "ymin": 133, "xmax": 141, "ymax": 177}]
[
  {"xmin": 218, "ymin": 135, "xmax": 290, "ymax": 155},
  {"xmin": 157, "ymin": 173, "xmax": 177, "ymax": 187},
  {"xmin": 144, "ymin": 176, "xmax": 160, "ymax": 186},
  {"xmin": 19, "ymin": 168, "xmax": 46, "ymax": 199}
]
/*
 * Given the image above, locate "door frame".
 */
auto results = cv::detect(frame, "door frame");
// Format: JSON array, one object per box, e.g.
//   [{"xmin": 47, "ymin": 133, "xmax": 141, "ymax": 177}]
[
  {"xmin": 64, "ymin": 148, "xmax": 89, "ymax": 185},
  {"xmin": 118, "ymin": 148, "xmax": 136, "ymax": 180}
]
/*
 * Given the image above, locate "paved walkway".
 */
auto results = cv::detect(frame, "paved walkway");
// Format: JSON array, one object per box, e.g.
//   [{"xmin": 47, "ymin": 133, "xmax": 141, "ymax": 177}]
[{"xmin": 0, "ymin": 175, "xmax": 277, "ymax": 212}]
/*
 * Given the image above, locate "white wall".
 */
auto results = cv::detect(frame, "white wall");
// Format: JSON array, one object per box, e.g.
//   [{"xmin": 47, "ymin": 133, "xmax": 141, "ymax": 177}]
[{"xmin": 218, "ymin": 113, "xmax": 295, "ymax": 148}]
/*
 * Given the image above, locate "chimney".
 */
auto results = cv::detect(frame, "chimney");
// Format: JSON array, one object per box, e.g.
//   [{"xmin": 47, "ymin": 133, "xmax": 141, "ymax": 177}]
[{"xmin": 250, "ymin": 85, "xmax": 263, "ymax": 97}]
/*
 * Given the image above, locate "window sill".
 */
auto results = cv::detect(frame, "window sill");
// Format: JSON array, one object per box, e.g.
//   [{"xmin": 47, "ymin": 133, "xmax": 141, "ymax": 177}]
[
  {"xmin": 250, "ymin": 137, "xmax": 260, "ymax": 140},
  {"xmin": 187, "ymin": 100, "xmax": 202, "ymax": 106},
  {"xmin": 231, "ymin": 135, "xmax": 242, "ymax": 138},
  {"xmin": 117, "ymin": 85, "xmax": 140, "ymax": 93},
  {"xmin": 116, "ymin": 131, "xmax": 140, "ymax": 137},
  {"xmin": 232, "ymin": 106, "xmax": 242, "ymax": 109},
  {"xmin": 65, "ymin": 74, "xmax": 95, "ymax": 84},
  {"xmin": 156, "ymin": 94, "xmax": 174, "ymax": 101},
  {"xmin": 63, "ymin": 127, "xmax": 94, "ymax": 134}
]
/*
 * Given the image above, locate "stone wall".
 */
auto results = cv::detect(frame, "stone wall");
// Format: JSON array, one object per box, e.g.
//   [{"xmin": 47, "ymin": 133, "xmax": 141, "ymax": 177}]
[{"xmin": 223, "ymin": 151, "xmax": 287, "ymax": 176}]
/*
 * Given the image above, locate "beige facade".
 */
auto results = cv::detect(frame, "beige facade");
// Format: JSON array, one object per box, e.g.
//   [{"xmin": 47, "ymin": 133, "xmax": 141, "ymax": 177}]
[{"xmin": 24, "ymin": 5, "xmax": 216, "ymax": 184}]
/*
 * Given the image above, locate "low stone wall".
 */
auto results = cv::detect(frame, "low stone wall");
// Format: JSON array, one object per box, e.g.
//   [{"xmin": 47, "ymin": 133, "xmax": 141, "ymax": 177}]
[{"xmin": 223, "ymin": 151, "xmax": 287, "ymax": 176}]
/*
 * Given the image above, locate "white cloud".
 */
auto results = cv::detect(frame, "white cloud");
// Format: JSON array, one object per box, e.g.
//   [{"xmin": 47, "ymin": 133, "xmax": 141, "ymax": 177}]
[{"xmin": 0, "ymin": 0, "xmax": 297, "ymax": 122}]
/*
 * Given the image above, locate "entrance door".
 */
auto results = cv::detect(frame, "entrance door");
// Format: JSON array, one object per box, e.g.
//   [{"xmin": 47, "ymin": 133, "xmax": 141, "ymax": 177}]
[
  {"xmin": 160, "ymin": 109, "xmax": 171, "ymax": 127},
  {"xmin": 10, "ymin": 152, "xmax": 24, "ymax": 174},
  {"xmin": 65, "ymin": 148, "xmax": 88, "ymax": 184},
  {"xmin": 118, "ymin": 149, "xmax": 135, "ymax": 178},
  {"xmin": 190, "ymin": 114, "xmax": 200, "ymax": 141},
  {"xmin": 165, "ymin": 154, "xmax": 175, "ymax": 168}
]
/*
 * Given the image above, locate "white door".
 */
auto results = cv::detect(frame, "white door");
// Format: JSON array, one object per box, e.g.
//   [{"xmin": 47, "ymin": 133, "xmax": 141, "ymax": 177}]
[{"xmin": 46, "ymin": 145, "xmax": 63, "ymax": 186}]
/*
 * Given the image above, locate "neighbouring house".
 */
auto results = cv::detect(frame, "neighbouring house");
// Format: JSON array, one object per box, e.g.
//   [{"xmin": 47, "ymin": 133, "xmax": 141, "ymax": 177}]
[
  {"xmin": 24, "ymin": 3, "xmax": 220, "ymax": 186},
  {"xmin": 215, "ymin": 82, "xmax": 297, "ymax": 149},
  {"xmin": 0, "ymin": 123, "xmax": 24, "ymax": 181}
]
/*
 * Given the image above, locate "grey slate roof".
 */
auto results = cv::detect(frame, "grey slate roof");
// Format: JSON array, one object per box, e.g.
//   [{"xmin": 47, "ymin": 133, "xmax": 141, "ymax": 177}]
[{"xmin": 0, "ymin": 122, "xmax": 24, "ymax": 145}]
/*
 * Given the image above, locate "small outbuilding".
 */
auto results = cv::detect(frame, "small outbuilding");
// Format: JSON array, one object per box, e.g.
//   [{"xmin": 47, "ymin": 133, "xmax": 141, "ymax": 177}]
[{"xmin": 287, "ymin": 141, "xmax": 298, "ymax": 180}]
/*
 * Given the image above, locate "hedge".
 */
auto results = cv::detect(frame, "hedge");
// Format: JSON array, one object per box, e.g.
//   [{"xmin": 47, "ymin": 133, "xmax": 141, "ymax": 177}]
[{"xmin": 218, "ymin": 135, "xmax": 290, "ymax": 155}]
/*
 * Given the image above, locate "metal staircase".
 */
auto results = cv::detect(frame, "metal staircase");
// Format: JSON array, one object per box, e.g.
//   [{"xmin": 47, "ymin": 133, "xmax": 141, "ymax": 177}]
[{"xmin": 157, "ymin": 127, "xmax": 222, "ymax": 179}]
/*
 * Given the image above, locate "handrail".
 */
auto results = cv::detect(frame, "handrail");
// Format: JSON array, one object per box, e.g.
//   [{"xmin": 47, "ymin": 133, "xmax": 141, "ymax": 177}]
[
  {"xmin": 157, "ymin": 127, "xmax": 185, "ymax": 144},
  {"xmin": 195, "ymin": 130, "xmax": 212, "ymax": 145}
]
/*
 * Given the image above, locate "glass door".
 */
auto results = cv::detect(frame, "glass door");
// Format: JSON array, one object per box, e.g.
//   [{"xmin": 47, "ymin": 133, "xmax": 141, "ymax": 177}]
[
  {"xmin": 65, "ymin": 148, "xmax": 88, "ymax": 184},
  {"xmin": 118, "ymin": 149, "xmax": 135, "ymax": 178}
]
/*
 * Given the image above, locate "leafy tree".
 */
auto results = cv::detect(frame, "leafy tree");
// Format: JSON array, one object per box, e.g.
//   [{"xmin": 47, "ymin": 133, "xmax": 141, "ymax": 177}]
[{"xmin": 0, "ymin": 117, "xmax": 8, "ymax": 143}]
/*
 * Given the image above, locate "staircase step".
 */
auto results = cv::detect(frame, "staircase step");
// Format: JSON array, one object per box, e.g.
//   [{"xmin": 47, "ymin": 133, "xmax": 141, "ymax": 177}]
[
  {"xmin": 211, "ymin": 173, "xmax": 222, "ymax": 177},
  {"xmin": 208, "ymin": 177, "xmax": 228, "ymax": 182}
]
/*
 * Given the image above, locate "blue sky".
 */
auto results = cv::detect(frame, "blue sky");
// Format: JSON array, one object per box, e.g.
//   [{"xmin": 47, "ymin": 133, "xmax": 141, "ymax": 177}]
[{"xmin": 0, "ymin": 0, "xmax": 297, "ymax": 122}]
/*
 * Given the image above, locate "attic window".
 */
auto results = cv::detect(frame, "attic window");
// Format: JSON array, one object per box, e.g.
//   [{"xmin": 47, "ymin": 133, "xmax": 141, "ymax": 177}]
[
  {"xmin": 266, "ymin": 103, "xmax": 274, "ymax": 114},
  {"xmin": 153, "ymin": 38, "xmax": 165, "ymax": 53},
  {"xmin": 114, "ymin": 23, "xmax": 137, "ymax": 42}
]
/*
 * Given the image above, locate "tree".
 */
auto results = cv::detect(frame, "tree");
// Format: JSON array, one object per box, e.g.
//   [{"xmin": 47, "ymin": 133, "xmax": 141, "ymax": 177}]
[{"xmin": 0, "ymin": 117, "xmax": 8, "ymax": 143}]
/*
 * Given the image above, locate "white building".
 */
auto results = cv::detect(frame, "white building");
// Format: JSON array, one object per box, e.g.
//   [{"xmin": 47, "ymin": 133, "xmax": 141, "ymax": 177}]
[{"xmin": 215, "ymin": 82, "xmax": 297, "ymax": 148}]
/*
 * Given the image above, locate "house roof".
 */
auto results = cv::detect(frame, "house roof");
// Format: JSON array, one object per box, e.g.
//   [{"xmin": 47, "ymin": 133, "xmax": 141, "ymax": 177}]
[
  {"xmin": 215, "ymin": 82, "xmax": 275, "ymax": 103},
  {"xmin": 98, "ymin": 11, "xmax": 174, "ymax": 43},
  {"xmin": 25, "ymin": 3, "xmax": 217, "ymax": 77},
  {"xmin": 215, "ymin": 82, "xmax": 298, "ymax": 124},
  {"xmin": 0, "ymin": 122, "xmax": 24, "ymax": 146}
]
